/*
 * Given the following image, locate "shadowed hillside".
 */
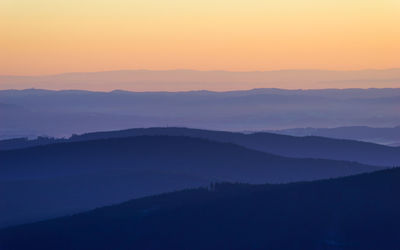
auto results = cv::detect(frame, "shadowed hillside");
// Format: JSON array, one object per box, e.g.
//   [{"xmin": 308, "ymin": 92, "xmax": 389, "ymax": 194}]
[
  {"xmin": 0, "ymin": 136, "xmax": 380, "ymax": 228},
  {"xmin": 2, "ymin": 127, "xmax": 399, "ymax": 166},
  {"xmin": 1, "ymin": 167, "xmax": 400, "ymax": 250}
]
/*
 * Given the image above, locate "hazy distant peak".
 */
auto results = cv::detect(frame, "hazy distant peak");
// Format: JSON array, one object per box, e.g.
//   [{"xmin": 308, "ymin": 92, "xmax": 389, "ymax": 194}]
[{"xmin": 1, "ymin": 69, "xmax": 399, "ymax": 92}]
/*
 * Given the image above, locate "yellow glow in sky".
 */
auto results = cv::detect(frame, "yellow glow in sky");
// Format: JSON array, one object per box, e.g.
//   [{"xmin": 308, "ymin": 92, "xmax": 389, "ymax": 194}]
[{"xmin": 1, "ymin": 0, "xmax": 399, "ymax": 75}]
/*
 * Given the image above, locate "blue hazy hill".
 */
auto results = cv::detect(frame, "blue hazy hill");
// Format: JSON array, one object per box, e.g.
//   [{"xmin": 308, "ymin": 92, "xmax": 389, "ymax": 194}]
[
  {"xmin": 1, "ymin": 167, "xmax": 399, "ymax": 250},
  {"xmin": 0, "ymin": 135, "xmax": 380, "ymax": 228},
  {"xmin": 2, "ymin": 127, "xmax": 399, "ymax": 166}
]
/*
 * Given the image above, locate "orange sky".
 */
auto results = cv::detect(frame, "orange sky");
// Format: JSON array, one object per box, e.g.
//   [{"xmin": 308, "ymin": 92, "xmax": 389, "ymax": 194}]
[{"xmin": 1, "ymin": 0, "xmax": 399, "ymax": 76}]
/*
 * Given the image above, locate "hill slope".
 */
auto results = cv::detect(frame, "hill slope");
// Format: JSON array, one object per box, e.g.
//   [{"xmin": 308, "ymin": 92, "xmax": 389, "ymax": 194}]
[
  {"xmin": 0, "ymin": 136, "xmax": 380, "ymax": 228},
  {"xmin": 1, "ymin": 168, "xmax": 399, "ymax": 250},
  {"xmin": 271, "ymin": 125, "xmax": 400, "ymax": 146},
  {"xmin": 2, "ymin": 127, "xmax": 399, "ymax": 166}
]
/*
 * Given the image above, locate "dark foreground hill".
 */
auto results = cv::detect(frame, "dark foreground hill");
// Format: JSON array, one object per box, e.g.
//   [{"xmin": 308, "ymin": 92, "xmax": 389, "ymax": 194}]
[
  {"xmin": 0, "ymin": 136, "xmax": 380, "ymax": 228},
  {"xmin": 2, "ymin": 127, "xmax": 399, "ymax": 166},
  {"xmin": 1, "ymin": 167, "xmax": 400, "ymax": 250}
]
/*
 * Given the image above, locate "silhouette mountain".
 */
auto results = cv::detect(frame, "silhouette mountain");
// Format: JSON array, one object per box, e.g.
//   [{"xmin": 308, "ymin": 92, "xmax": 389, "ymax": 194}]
[
  {"xmin": 2, "ymin": 127, "xmax": 399, "ymax": 166},
  {"xmin": 1, "ymin": 167, "xmax": 399, "ymax": 250},
  {"xmin": 0, "ymin": 136, "xmax": 380, "ymax": 228}
]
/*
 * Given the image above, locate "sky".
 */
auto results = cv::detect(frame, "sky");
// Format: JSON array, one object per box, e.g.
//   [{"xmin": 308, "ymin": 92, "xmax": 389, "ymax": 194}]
[{"xmin": 1, "ymin": 0, "xmax": 399, "ymax": 76}]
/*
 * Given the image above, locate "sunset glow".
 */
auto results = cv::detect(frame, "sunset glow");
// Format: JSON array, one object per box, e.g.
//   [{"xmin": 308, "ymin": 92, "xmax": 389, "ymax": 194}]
[{"xmin": 1, "ymin": 0, "xmax": 399, "ymax": 75}]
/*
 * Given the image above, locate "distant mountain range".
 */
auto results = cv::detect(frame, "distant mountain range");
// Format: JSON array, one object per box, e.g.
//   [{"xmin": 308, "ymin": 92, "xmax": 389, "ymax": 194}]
[
  {"xmin": 1, "ymin": 69, "xmax": 400, "ymax": 91},
  {"xmin": 1, "ymin": 166, "xmax": 399, "ymax": 250},
  {"xmin": 0, "ymin": 135, "xmax": 380, "ymax": 228},
  {"xmin": 2, "ymin": 71, "xmax": 399, "ymax": 249},
  {"xmin": 1, "ymin": 88, "xmax": 400, "ymax": 138},
  {"xmin": 1, "ymin": 127, "xmax": 399, "ymax": 166},
  {"xmin": 270, "ymin": 125, "xmax": 400, "ymax": 146}
]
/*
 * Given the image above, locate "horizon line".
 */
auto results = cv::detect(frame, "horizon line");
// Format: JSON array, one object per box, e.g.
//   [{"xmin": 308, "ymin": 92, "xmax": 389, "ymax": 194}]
[
  {"xmin": 2, "ymin": 87, "xmax": 400, "ymax": 94},
  {"xmin": 2, "ymin": 68, "xmax": 400, "ymax": 78}
]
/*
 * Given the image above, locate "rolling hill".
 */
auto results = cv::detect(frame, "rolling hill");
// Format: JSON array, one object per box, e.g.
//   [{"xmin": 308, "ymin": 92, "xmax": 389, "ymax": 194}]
[
  {"xmin": 271, "ymin": 125, "xmax": 400, "ymax": 146},
  {"xmin": 1, "ymin": 167, "xmax": 399, "ymax": 250},
  {"xmin": 0, "ymin": 135, "xmax": 380, "ymax": 228},
  {"xmin": 2, "ymin": 127, "xmax": 399, "ymax": 166}
]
